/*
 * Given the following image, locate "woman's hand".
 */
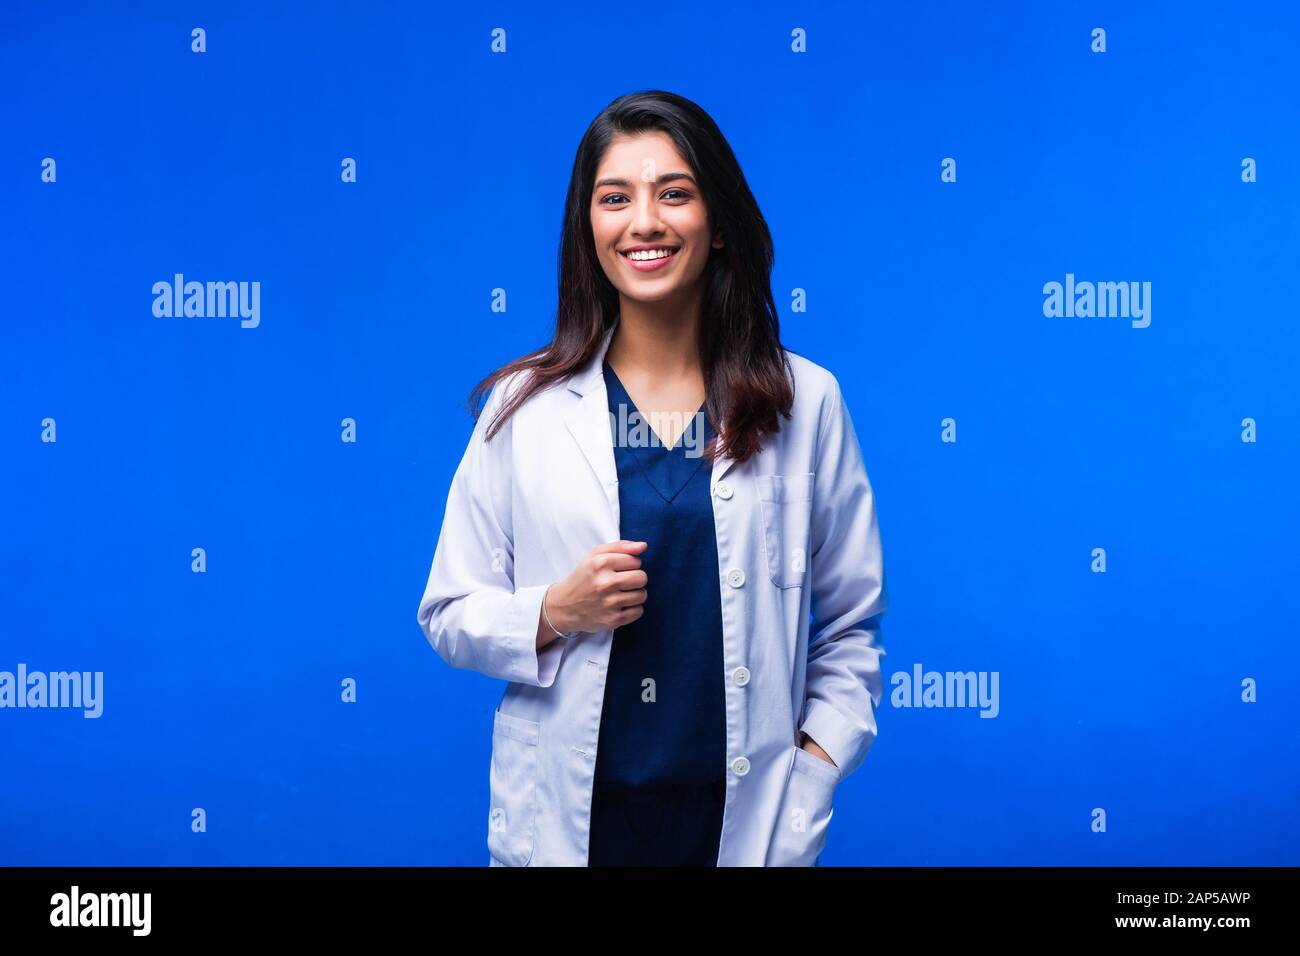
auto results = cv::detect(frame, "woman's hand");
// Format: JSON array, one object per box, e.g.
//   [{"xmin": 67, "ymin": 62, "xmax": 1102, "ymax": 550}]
[
  {"xmin": 799, "ymin": 731, "xmax": 837, "ymax": 768},
  {"xmin": 541, "ymin": 540, "xmax": 649, "ymax": 637}
]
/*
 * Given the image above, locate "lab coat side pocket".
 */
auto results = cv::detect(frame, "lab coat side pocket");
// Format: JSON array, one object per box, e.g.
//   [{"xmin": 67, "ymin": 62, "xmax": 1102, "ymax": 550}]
[
  {"xmin": 756, "ymin": 473, "xmax": 815, "ymax": 589},
  {"xmin": 487, "ymin": 707, "xmax": 540, "ymax": 867},
  {"xmin": 766, "ymin": 745, "xmax": 841, "ymax": 867}
]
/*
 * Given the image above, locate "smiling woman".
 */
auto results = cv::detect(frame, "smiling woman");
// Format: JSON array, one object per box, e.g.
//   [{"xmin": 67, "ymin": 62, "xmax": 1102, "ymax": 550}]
[{"xmin": 417, "ymin": 89, "xmax": 888, "ymax": 868}]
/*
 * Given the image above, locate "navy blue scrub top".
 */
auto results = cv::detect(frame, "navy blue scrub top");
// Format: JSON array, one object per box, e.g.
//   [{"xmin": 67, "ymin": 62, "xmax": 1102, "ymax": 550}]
[{"xmin": 591, "ymin": 359, "xmax": 727, "ymax": 790}]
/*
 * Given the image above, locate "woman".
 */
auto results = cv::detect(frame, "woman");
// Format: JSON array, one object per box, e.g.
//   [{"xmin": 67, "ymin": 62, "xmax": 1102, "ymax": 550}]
[{"xmin": 417, "ymin": 90, "xmax": 888, "ymax": 867}]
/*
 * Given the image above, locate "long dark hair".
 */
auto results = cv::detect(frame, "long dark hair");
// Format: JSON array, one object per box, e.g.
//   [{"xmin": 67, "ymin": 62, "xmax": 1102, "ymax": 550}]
[{"xmin": 468, "ymin": 89, "xmax": 793, "ymax": 465}]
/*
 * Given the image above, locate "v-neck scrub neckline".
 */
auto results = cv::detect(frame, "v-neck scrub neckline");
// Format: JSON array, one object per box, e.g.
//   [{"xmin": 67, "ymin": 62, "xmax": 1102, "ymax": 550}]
[{"xmin": 602, "ymin": 360, "xmax": 711, "ymax": 504}]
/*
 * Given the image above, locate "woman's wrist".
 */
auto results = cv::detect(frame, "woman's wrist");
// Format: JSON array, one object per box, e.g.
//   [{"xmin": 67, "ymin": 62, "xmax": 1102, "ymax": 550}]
[
  {"xmin": 543, "ymin": 582, "xmax": 578, "ymax": 637},
  {"xmin": 800, "ymin": 731, "xmax": 837, "ymax": 767}
]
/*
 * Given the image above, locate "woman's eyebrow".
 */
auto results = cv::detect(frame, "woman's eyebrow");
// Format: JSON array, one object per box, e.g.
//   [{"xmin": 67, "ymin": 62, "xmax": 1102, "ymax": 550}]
[{"xmin": 595, "ymin": 171, "xmax": 698, "ymax": 188}]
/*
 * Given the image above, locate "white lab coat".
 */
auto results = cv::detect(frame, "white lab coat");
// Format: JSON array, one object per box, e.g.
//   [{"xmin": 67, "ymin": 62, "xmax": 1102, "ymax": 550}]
[{"xmin": 417, "ymin": 318, "xmax": 888, "ymax": 866}]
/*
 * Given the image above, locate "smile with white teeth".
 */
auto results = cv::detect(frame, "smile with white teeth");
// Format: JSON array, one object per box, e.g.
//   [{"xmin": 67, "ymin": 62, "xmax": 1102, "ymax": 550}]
[{"xmin": 621, "ymin": 248, "xmax": 678, "ymax": 260}]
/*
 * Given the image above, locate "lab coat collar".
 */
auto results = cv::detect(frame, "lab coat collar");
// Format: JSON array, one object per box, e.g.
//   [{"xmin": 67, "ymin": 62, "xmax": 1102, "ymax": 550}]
[{"xmin": 562, "ymin": 316, "xmax": 738, "ymax": 530}]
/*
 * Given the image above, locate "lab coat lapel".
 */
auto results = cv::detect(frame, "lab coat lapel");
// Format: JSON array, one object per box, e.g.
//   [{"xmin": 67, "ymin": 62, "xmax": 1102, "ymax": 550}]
[
  {"xmin": 710, "ymin": 432, "xmax": 737, "ymax": 487},
  {"xmin": 563, "ymin": 325, "xmax": 620, "ymax": 537},
  {"xmin": 563, "ymin": 385, "xmax": 620, "ymax": 536}
]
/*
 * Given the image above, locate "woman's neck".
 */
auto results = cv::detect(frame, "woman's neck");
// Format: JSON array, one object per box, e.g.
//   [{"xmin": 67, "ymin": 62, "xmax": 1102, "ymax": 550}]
[{"xmin": 607, "ymin": 298, "xmax": 701, "ymax": 383}]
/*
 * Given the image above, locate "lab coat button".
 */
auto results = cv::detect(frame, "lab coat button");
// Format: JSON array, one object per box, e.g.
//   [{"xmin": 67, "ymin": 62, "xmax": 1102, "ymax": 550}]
[
  {"xmin": 732, "ymin": 666, "xmax": 751, "ymax": 686},
  {"xmin": 714, "ymin": 481, "xmax": 733, "ymax": 500},
  {"xmin": 726, "ymin": 568, "xmax": 746, "ymax": 588},
  {"xmin": 731, "ymin": 756, "xmax": 751, "ymax": 776}
]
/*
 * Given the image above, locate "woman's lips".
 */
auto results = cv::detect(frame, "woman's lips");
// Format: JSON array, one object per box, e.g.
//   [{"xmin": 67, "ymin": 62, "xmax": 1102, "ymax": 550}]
[{"xmin": 620, "ymin": 248, "xmax": 678, "ymax": 272}]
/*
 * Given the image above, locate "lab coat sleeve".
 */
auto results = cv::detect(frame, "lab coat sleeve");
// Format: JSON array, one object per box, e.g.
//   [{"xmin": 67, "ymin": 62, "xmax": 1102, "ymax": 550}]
[
  {"xmin": 416, "ymin": 373, "xmax": 567, "ymax": 688},
  {"xmin": 798, "ymin": 373, "xmax": 889, "ymax": 780}
]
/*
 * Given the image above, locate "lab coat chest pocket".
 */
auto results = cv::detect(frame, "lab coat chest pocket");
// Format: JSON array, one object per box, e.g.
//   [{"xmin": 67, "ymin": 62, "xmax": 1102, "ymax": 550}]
[
  {"xmin": 756, "ymin": 473, "xmax": 814, "ymax": 588},
  {"xmin": 487, "ymin": 708, "xmax": 540, "ymax": 867},
  {"xmin": 768, "ymin": 745, "xmax": 841, "ymax": 867}
]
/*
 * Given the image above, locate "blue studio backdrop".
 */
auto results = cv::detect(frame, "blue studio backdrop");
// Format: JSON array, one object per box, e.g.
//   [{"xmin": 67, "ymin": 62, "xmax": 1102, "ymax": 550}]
[{"xmin": 2, "ymin": 1, "xmax": 1297, "ymax": 865}]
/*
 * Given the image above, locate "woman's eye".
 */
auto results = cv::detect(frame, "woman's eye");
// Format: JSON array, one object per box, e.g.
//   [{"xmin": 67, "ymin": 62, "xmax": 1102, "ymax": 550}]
[{"xmin": 663, "ymin": 189, "xmax": 689, "ymax": 201}]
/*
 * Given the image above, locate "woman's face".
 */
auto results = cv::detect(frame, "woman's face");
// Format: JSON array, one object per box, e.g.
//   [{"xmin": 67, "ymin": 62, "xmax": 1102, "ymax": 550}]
[{"xmin": 590, "ymin": 131, "xmax": 722, "ymax": 305}]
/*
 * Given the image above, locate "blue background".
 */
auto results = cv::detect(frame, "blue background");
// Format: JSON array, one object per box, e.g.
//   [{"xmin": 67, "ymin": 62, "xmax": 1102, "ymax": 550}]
[{"xmin": 2, "ymin": 0, "xmax": 1296, "ymax": 865}]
